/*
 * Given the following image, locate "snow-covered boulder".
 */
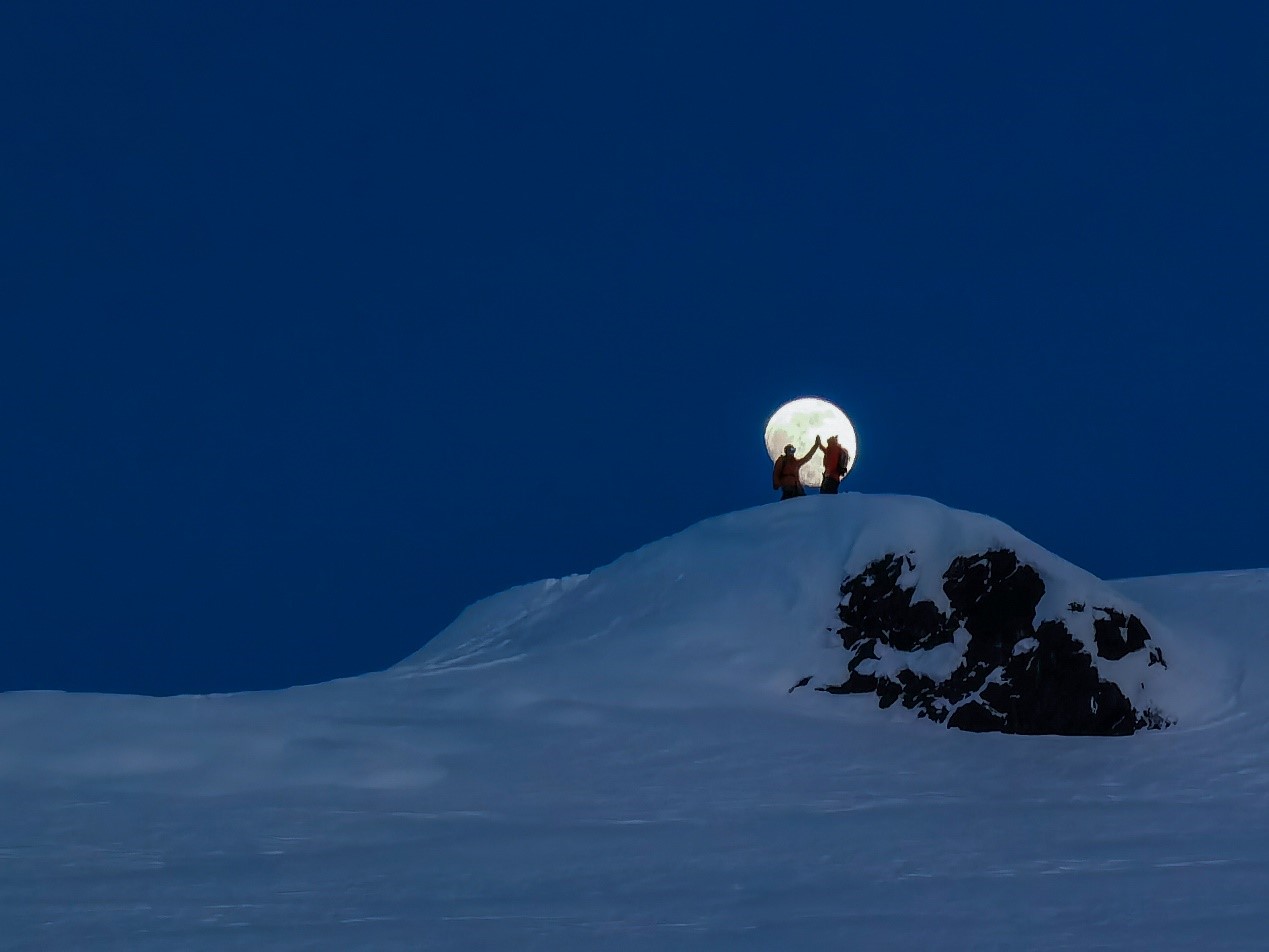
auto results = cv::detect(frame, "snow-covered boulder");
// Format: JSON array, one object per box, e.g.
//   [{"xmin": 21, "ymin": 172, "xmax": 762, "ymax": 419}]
[{"xmin": 814, "ymin": 548, "xmax": 1172, "ymax": 735}]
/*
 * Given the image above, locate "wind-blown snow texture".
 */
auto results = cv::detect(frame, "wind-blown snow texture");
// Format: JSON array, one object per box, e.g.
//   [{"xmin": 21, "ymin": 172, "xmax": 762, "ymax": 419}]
[{"xmin": 1, "ymin": 495, "xmax": 1263, "ymax": 950}]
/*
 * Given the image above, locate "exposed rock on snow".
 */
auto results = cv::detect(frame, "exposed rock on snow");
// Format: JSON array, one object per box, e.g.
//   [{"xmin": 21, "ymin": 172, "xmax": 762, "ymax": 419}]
[{"xmin": 818, "ymin": 548, "xmax": 1172, "ymax": 735}]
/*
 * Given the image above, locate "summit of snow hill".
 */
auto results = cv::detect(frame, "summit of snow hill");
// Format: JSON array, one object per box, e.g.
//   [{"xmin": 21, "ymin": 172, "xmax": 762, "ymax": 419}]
[{"xmin": 396, "ymin": 494, "xmax": 1235, "ymax": 734}]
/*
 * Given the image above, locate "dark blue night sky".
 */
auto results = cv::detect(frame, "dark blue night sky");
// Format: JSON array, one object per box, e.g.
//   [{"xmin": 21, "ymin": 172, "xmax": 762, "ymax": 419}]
[{"xmin": 4, "ymin": 2, "xmax": 1268, "ymax": 695}]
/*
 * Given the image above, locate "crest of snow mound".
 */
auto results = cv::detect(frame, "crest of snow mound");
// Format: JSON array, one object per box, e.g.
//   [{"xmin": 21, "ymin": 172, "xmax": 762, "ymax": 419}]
[{"xmin": 395, "ymin": 495, "xmax": 1227, "ymax": 729}]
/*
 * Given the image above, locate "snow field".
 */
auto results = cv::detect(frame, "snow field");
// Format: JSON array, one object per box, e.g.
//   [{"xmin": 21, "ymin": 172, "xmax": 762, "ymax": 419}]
[{"xmin": 1, "ymin": 494, "xmax": 1265, "ymax": 949}]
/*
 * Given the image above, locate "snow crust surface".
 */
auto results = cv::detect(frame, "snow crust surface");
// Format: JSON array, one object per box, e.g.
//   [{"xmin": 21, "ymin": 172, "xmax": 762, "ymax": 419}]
[{"xmin": 0, "ymin": 494, "xmax": 1263, "ymax": 950}]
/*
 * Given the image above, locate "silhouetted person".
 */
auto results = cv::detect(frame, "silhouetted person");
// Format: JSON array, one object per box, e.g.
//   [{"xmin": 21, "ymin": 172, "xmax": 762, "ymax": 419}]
[
  {"xmin": 818, "ymin": 435, "xmax": 851, "ymax": 494},
  {"xmin": 773, "ymin": 438, "xmax": 820, "ymax": 500}
]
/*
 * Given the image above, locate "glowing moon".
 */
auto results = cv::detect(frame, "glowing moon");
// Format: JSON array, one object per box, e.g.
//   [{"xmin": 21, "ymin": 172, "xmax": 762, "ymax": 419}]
[{"xmin": 764, "ymin": 397, "xmax": 858, "ymax": 489}]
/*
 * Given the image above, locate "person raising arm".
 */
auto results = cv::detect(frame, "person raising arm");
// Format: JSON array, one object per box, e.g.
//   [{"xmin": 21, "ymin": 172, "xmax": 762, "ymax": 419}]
[
  {"xmin": 772, "ymin": 437, "xmax": 821, "ymax": 500},
  {"xmin": 818, "ymin": 435, "xmax": 850, "ymax": 494}
]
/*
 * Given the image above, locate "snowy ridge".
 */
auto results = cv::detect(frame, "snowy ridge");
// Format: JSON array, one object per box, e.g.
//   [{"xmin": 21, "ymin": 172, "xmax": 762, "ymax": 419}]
[{"xmin": 394, "ymin": 494, "xmax": 1233, "ymax": 726}]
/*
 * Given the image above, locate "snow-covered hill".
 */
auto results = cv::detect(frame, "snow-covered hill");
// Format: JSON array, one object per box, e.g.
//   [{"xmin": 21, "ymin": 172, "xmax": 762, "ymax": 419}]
[
  {"xmin": 1, "ymin": 495, "xmax": 1265, "ymax": 950},
  {"xmin": 395, "ymin": 494, "xmax": 1233, "ymax": 731}
]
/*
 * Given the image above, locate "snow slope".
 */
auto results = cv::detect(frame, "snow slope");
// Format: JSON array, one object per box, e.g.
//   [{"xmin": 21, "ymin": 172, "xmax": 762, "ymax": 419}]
[{"xmin": 1, "ymin": 494, "xmax": 1266, "ymax": 950}]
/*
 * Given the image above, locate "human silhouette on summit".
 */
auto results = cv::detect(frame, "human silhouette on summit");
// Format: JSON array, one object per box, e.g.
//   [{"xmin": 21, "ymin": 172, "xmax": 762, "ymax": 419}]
[
  {"xmin": 817, "ymin": 435, "xmax": 851, "ymax": 495},
  {"xmin": 772, "ymin": 439, "xmax": 820, "ymax": 500}
]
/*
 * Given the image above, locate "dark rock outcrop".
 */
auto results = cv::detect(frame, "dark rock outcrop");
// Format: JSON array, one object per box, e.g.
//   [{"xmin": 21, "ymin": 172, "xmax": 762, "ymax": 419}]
[{"xmin": 819, "ymin": 548, "xmax": 1171, "ymax": 736}]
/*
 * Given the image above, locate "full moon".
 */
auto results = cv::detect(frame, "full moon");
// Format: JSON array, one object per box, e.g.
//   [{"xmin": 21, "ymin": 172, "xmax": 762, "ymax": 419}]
[{"xmin": 764, "ymin": 396, "xmax": 858, "ymax": 489}]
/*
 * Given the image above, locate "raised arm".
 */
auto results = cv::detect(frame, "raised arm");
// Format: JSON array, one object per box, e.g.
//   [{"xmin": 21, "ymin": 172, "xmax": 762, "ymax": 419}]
[{"xmin": 797, "ymin": 437, "xmax": 822, "ymax": 465}]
